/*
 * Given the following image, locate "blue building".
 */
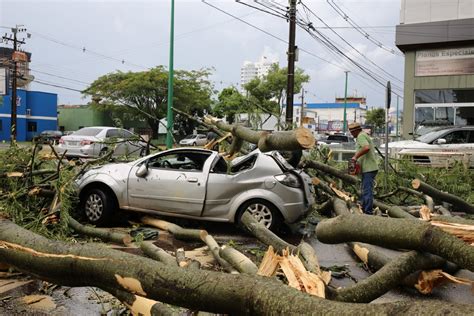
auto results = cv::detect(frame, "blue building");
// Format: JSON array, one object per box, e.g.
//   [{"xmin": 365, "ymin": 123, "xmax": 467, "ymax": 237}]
[{"xmin": 0, "ymin": 88, "xmax": 58, "ymax": 141}]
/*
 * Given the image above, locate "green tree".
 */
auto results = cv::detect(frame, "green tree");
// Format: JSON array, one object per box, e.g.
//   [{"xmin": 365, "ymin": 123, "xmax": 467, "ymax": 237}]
[
  {"xmin": 83, "ymin": 66, "xmax": 213, "ymax": 138},
  {"xmin": 244, "ymin": 63, "xmax": 310, "ymax": 129},
  {"xmin": 365, "ymin": 108, "xmax": 386, "ymax": 134},
  {"xmin": 212, "ymin": 87, "xmax": 246, "ymax": 124}
]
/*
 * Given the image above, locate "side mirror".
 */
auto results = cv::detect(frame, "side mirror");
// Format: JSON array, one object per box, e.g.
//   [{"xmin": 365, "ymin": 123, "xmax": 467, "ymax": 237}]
[
  {"xmin": 436, "ymin": 138, "xmax": 447, "ymax": 145},
  {"xmin": 135, "ymin": 163, "xmax": 149, "ymax": 177}
]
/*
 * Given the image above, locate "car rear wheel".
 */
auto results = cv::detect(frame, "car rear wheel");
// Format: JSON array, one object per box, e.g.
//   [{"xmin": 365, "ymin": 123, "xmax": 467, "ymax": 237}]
[
  {"xmin": 82, "ymin": 188, "xmax": 115, "ymax": 226},
  {"xmin": 237, "ymin": 199, "xmax": 282, "ymax": 232}
]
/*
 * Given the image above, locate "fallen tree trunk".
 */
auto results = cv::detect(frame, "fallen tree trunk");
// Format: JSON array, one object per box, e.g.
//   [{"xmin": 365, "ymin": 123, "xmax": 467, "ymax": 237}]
[
  {"xmin": 316, "ymin": 214, "xmax": 474, "ymax": 272},
  {"xmin": 139, "ymin": 241, "xmax": 177, "ymax": 266},
  {"xmin": 204, "ymin": 116, "xmax": 315, "ymax": 152},
  {"xmin": 219, "ymin": 245, "xmax": 258, "ymax": 274},
  {"xmin": 385, "ymin": 206, "xmax": 416, "ymax": 219},
  {"xmin": 2, "ymin": 219, "xmax": 474, "ymax": 314},
  {"xmin": 301, "ymin": 160, "xmax": 359, "ymax": 185},
  {"xmin": 141, "ymin": 217, "xmax": 204, "ymax": 241},
  {"xmin": 412, "ymin": 179, "xmax": 474, "ymax": 214},
  {"xmin": 67, "ymin": 215, "xmax": 132, "ymax": 246}
]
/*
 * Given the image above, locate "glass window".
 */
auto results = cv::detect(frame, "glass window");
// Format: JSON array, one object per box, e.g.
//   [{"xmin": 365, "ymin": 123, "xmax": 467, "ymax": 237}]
[
  {"xmin": 415, "ymin": 107, "xmax": 434, "ymax": 123},
  {"xmin": 27, "ymin": 122, "xmax": 37, "ymax": 132},
  {"xmin": 443, "ymin": 131, "xmax": 470, "ymax": 144},
  {"xmin": 119, "ymin": 129, "xmax": 135, "ymax": 139},
  {"xmin": 74, "ymin": 127, "xmax": 101, "ymax": 136},
  {"xmin": 106, "ymin": 129, "xmax": 120, "ymax": 138},
  {"xmin": 147, "ymin": 151, "xmax": 211, "ymax": 171},
  {"xmin": 415, "ymin": 89, "xmax": 474, "ymax": 104}
]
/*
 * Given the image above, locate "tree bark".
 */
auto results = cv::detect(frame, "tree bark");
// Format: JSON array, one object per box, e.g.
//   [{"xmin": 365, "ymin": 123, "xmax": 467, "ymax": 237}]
[
  {"xmin": 412, "ymin": 179, "xmax": 474, "ymax": 214},
  {"xmin": 316, "ymin": 214, "xmax": 474, "ymax": 272},
  {"xmin": 2, "ymin": 219, "xmax": 473, "ymax": 315},
  {"xmin": 139, "ymin": 241, "xmax": 177, "ymax": 266},
  {"xmin": 204, "ymin": 116, "xmax": 315, "ymax": 152},
  {"xmin": 219, "ymin": 245, "xmax": 258, "ymax": 274},
  {"xmin": 385, "ymin": 206, "xmax": 416, "ymax": 219},
  {"xmin": 301, "ymin": 160, "xmax": 359, "ymax": 185},
  {"xmin": 67, "ymin": 215, "xmax": 132, "ymax": 245},
  {"xmin": 141, "ymin": 217, "xmax": 204, "ymax": 241}
]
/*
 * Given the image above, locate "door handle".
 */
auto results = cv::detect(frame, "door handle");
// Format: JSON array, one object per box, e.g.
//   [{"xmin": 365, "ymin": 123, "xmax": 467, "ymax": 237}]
[{"xmin": 187, "ymin": 177, "xmax": 198, "ymax": 183}]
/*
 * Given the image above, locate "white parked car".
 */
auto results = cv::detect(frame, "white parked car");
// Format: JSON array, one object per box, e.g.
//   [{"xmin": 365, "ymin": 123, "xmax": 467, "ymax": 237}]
[
  {"xmin": 55, "ymin": 126, "xmax": 146, "ymax": 159},
  {"xmin": 179, "ymin": 134, "xmax": 208, "ymax": 146},
  {"xmin": 385, "ymin": 126, "xmax": 474, "ymax": 167}
]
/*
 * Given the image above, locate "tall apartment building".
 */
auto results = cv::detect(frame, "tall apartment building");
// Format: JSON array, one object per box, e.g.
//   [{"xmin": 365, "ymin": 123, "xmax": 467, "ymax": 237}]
[{"xmin": 240, "ymin": 56, "xmax": 274, "ymax": 93}]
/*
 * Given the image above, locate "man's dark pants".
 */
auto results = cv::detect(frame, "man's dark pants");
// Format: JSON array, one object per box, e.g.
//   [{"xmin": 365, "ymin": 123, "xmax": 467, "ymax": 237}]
[{"xmin": 361, "ymin": 170, "xmax": 377, "ymax": 215}]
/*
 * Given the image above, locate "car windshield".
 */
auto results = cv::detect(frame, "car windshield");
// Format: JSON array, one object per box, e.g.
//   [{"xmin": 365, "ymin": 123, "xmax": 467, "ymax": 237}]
[
  {"xmin": 327, "ymin": 135, "xmax": 349, "ymax": 142},
  {"xmin": 183, "ymin": 135, "xmax": 195, "ymax": 139},
  {"xmin": 416, "ymin": 130, "xmax": 448, "ymax": 143},
  {"xmin": 73, "ymin": 128, "xmax": 102, "ymax": 136}
]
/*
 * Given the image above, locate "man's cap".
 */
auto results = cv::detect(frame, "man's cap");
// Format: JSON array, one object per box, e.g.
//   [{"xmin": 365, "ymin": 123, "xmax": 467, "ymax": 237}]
[{"xmin": 348, "ymin": 122, "xmax": 362, "ymax": 131}]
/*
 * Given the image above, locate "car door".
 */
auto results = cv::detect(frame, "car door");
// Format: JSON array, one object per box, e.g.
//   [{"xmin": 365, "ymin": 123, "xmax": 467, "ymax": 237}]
[
  {"xmin": 127, "ymin": 150, "xmax": 214, "ymax": 216},
  {"xmin": 432, "ymin": 130, "xmax": 473, "ymax": 167}
]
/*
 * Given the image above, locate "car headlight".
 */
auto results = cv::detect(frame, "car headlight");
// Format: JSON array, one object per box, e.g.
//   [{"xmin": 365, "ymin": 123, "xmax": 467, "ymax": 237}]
[{"xmin": 275, "ymin": 173, "xmax": 301, "ymax": 188}]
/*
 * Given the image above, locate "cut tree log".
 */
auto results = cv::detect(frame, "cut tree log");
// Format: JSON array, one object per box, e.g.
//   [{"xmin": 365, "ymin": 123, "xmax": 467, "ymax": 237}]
[
  {"xmin": 1, "ymin": 219, "xmax": 474, "ymax": 315},
  {"xmin": 199, "ymin": 231, "xmax": 238, "ymax": 274},
  {"xmin": 141, "ymin": 217, "xmax": 204, "ymax": 241},
  {"xmin": 316, "ymin": 214, "xmax": 474, "ymax": 272},
  {"xmin": 106, "ymin": 287, "xmax": 177, "ymax": 316},
  {"xmin": 67, "ymin": 215, "xmax": 132, "ymax": 246},
  {"xmin": 412, "ymin": 178, "xmax": 474, "ymax": 214},
  {"xmin": 385, "ymin": 206, "xmax": 416, "ymax": 219},
  {"xmin": 204, "ymin": 115, "xmax": 315, "ymax": 152},
  {"xmin": 139, "ymin": 241, "xmax": 176, "ymax": 266},
  {"xmin": 219, "ymin": 245, "xmax": 258, "ymax": 274}
]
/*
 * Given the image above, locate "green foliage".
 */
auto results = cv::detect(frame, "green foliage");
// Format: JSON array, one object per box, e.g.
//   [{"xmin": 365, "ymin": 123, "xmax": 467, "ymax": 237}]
[
  {"xmin": 365, "ymin": 108, "xmax": 385, "ymax": 133},
  {"xmin": 0, "ymin": 145, "xmax": 77, "ymax": 240},
  {"xmin": 83, "ymin": 67, "xmax": 214, "ymax": 138},
  {"xmin": 212, "ymin": 87, "xmax": 246, "ymax": 124}
]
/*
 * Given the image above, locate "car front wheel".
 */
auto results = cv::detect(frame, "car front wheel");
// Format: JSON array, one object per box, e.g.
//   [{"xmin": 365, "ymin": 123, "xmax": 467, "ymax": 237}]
[
  {"xmin": 82, "ymin": 188, "xmax": 115, "ymax": 226},
  {"xmin": 237, "ymin": 199, "xmax": 282, "ymax": 232}
]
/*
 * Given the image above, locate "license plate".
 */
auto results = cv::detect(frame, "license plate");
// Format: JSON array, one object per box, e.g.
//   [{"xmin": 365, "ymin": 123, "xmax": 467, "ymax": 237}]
[{"xmin": 67, "ymin": 141, "xmax": 79, "ymax": 146}]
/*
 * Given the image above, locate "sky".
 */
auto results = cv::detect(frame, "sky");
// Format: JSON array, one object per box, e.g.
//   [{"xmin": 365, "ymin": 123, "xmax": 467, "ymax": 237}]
[{"xmin": 0, "ymin": 0, "xmax": 404, "ymax": 109}]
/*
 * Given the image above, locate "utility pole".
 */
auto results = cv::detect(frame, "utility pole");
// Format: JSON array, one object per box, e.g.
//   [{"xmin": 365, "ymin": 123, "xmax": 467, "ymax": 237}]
[
  {"xmin": 2, "ymin": 25, "xmax": 27, "ymax": 145},
  {"xmin": 342, "ymin": 71, "xmax": 349, "ymax": 133},
  {"xmin": 165, "ymin": 0, "xmax": 175, "ymax": 149},
  {"xmin": 299, "ymin": 87, "xmax": 305, "ymax": 127},
  {"xmin": 285, "ymin": 0, "xmax": 297, "ymax": 129}
]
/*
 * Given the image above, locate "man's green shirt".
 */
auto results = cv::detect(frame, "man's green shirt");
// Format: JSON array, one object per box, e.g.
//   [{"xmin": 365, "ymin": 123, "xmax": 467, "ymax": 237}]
[{"xmin": 355, "ymin": 132, "xmax": 378, "ymax": 173}]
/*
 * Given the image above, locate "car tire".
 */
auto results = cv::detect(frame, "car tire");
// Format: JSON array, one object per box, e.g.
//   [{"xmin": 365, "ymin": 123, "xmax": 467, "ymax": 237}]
[
  {"xmin": 81, "ymin": 188, "xmax": 116, "ymax": 226},
  {"xmin": 237, "ymin": 199, "xmax": 282, "ymax": 232},
  {"xmin": 192, "ymin": 142, "xmax": 197, "ymax": 146}
]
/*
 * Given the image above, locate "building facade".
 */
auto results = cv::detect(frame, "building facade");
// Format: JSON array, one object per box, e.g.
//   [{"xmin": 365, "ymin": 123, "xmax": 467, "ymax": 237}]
[
  {"xmin": 240, "ymin": 57, "xmax": 274, "ymax": 93},
  {"xmin": 396, "ymin": 0, "xmax": 474, "ymax": 138},
  {"xmin": 1, "ymin": 89, "xmax": 58, "ymax": 141}
]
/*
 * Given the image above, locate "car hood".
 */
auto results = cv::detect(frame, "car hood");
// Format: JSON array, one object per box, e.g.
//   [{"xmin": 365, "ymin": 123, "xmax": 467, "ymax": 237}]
[
  {"xmin": 77, "ymin": 161, "xmax": 135, "ymax": 182},
  {"xmin": 384, "ymin": 140, "xmax": 426, "ymax": 149}
]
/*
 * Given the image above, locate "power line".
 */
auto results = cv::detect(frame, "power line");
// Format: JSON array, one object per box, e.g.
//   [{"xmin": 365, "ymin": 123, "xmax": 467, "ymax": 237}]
[
  {"xmin": 29, "ymin": 68, "xmax": 91, "ymax": 86},
  {"xmin": 300, "ymin": 1, "xmax": 403, "ymax": 84},
  {"xmin": 327, "ymin": 0, "xmax": 403, "ymax": 57}
]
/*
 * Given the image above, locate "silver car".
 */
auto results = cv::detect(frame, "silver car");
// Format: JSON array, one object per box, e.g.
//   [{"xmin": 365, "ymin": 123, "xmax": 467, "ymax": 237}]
[
  {"xmin": 76, "ymin": 148, "xmax": 315, "ymax": 231},
  {"xmin": 56, "ymin": 126, "xmax": 146, "ymax": 158},
  {"xmin": 179, "ymin": 134, "xmax": 208, "ymax": 146}
]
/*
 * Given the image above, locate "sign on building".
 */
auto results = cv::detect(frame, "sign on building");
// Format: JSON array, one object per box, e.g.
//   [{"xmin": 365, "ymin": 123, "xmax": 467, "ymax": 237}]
[
  {"xmin": 415, "ymin": 47, "xmax": 474, "ymax": 77},
  {"xmin": 0, "ymin": 68, "xmax": 6, "ymax": 96}
]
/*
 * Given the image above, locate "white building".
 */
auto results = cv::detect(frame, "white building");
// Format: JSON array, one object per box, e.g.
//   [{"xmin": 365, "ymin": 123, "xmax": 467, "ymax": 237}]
[{"xmin": 240, "ymin": 56, "xmax": 274, "ymax": 93}]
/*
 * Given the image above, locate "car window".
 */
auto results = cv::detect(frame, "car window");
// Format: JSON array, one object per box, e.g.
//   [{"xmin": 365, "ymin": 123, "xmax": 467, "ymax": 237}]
[
  {"xmin": 211, "ymin": 156, "xmax": 228, "ymax": 174},
  {"xmin": 468, "ymin": 131, "xmax": 474, "ymax": 143},
  {"xmin": 106, "ymin": 129, "xmax": 120, "ymax": 138},
  {"xmin": 73, "ymin": 127, "xmax": 102, "ymax": 136},
  {"xmin": 443, "ymin": 131, "xmax": 470, "ymax": 144},
  {"xmin": 119, "ymin": 129, "xmax": 135, "ymax": 139},
  {"xmin": 147, "ymin": 151, "xmax": 211, "ymax": 171},
  {"xmin": 230, "ymin": 154, "xmax": 258, "ymax": 173},
  {"xmin": 198, "ymin": 135, "xmax": 206, "ymax": 139}
]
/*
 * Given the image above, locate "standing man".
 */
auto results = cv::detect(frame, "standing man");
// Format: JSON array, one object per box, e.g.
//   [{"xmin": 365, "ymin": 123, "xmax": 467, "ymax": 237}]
[{"xmin": 349, "ymin": 122, "xmax": 378, "ymax": 215}]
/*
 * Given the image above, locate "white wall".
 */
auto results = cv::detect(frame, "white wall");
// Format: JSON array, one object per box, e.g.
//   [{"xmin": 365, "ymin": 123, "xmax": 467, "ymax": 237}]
[{"xmin": 400, "ymin": 0, "xmax": 474, "ymax": 24}]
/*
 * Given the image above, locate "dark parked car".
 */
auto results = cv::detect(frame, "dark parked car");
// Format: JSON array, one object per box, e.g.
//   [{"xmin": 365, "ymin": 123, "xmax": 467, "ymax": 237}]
[{"xmin": 33, "ymin": 130, "xmax": 63, "ymax": 145}]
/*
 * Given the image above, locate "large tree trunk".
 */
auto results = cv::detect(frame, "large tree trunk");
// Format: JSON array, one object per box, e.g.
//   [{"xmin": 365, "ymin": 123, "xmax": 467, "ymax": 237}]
[
  {"xmin": 204, "ymin": 115, "xmax": 315, "ymax": 152},
  {"xmin": 412, "ymin": 178, "xmax": 474, "ymax": 214},
  {"xmin": 2, "ymin": 219, "xmax": 473, "ymax": 315},
  {"xmin": 316, "ymin": 214, "xmax": 474, "ymax": 272}
]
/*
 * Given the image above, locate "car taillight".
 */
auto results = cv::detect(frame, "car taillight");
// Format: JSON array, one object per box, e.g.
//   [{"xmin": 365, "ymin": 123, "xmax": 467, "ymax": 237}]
[
  {"xmin": 80, "ymin": 140, "xmax": 94, "ymax": 145},
  {"xmin": 274, "ymin": 173, "xmax": 301, "ymax": 188},
  {"xmin": 59, "ymin": 137, "xmax": 64, "ymax": 144}
]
